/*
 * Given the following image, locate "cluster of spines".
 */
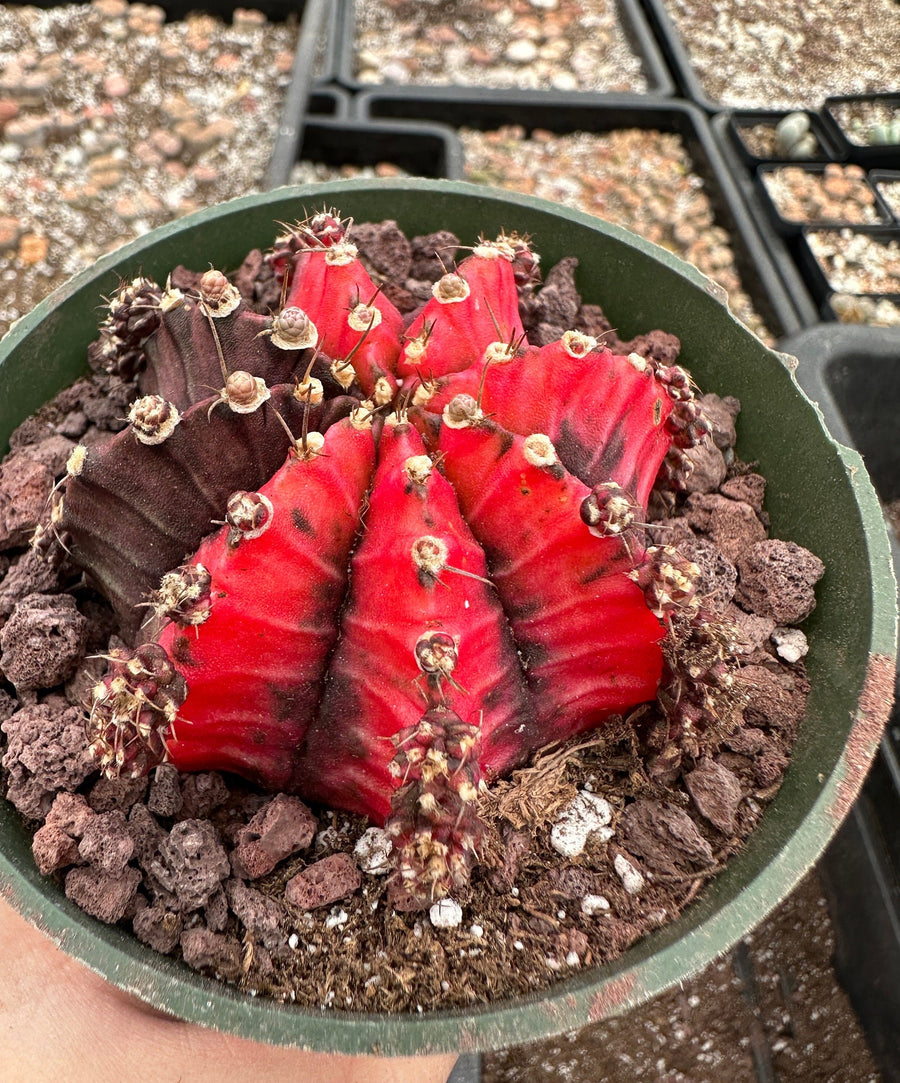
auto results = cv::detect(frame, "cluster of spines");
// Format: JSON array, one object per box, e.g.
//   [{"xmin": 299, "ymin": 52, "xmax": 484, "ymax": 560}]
[{"xmin": 87, "ymin": 644, "xmax": 186, "ymax": 780}]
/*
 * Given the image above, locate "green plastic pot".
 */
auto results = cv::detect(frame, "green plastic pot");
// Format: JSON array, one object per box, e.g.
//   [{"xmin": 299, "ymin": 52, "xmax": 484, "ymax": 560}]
[{"xmin": 0, "ymin": 179, "xmax": 895, "ymax": 1055}]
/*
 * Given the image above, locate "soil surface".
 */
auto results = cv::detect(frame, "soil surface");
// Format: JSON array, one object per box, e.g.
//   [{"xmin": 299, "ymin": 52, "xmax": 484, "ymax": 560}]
[{"xmin": 0, "ymin": 222, "xmax": 825, "ymax": 1016}]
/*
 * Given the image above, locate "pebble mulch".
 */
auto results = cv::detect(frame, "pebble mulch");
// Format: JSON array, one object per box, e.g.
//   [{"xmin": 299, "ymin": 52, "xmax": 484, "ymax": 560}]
[
  {"xmin": 830, "ymin": 292, "xmax": 900, "ymax": 327},
  {"xmin": 353, "ymin": 0, "xmax": 648, "ymax": 92},
  {"xmin": 806, "ymin": 229, "xmax": 900, "ymax": 296},
  {"xmin": 0, "ymin": 0, "xmax": 298, "ymax": 339},
  {"xmin": 661, "ymin": 0, "xmax": 900, "ymax": 109},
  {"xmin": 827, "ymin": 97, "xmax": 900, "ymax": 148},
  {"xmin": 760, "ymin": 164, "xmax": 887, "ymax": 227},
  {"xmin": 875, "ymin": 178, "xmax": 900, "ymax": 220},
  {"xmin": 459, "ymin": 125, "xmax": 771, "ymax": 341}
]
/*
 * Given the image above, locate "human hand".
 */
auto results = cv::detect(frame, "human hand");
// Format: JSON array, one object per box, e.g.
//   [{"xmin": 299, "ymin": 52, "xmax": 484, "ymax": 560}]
[{"xmin": 0, "ymin": 895, "xmax": 458, "ymax": 1083}]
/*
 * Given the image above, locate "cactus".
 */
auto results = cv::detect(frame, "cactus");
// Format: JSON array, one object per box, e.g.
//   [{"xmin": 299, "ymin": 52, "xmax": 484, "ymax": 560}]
[{"xmin": 54, "ymin": 210, "xmax": 721, "ymax": 911}]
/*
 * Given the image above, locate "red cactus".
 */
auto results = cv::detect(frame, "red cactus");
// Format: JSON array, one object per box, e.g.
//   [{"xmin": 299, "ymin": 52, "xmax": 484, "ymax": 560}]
[
  {"xmin": 283, "ymin": 240, "xmax": 404, "ymax": 404},
  {"xmin": 70, "ymin": 212, "xmax": 724, "ymax": 909},
  {"xmin": 397, "ymin": 239, "xmax": 526, "ymax": 381},
  {"xmin": 437, "ymin": 399, "xmax": 666, "ymax": 760}
]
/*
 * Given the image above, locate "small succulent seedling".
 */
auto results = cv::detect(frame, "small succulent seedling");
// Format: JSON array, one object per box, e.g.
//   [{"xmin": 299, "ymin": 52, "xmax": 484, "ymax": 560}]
[{"xmin": 53, "ymin": 211, "xmax": 726, "ymax": 910}]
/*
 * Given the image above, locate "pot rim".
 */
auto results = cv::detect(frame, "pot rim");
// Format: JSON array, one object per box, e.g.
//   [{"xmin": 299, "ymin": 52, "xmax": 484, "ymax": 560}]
[{"xmin": 0, "ymin": 178, "xmax": 896, "ymax": 1055}]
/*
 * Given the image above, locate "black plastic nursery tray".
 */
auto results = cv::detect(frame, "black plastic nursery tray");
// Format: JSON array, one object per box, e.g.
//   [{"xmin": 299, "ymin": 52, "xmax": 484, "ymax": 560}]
[
  {"xmin": 781, "ymin": 323, "xmax": 900, "ymax": 1083},
  {"xmin": 8, "ymin": 0, "xmax": 307, "ymax": 18},
  {"xmin": 326, "ymin": 0, "xmax": 674, "ymax": 98},
  {"xmin": 824, "ymin": 94, "xmax": 900, "ymax": 169},
  {"xmin": 290, "ymin": 113, "xmax": 464, "ymax": 183},
  {"xmin": 357, "ymin": 89, "xmax": 805, "ymax": 341},
  {"xmin": 795, "ymin": 225, "xmax": 900, "ymax": 318},
  {"xmin": 755, "ymin": 163, "xmax": 895, "ymax": 238},
  {"xmin": 727, "ymin": 109, "xmax": 845, "ymax": 169}
]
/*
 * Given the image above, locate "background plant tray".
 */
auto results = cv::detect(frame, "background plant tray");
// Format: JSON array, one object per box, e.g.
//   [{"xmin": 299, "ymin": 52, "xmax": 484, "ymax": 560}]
[
  {"xmin": 782, "ymin": 322, "xmax": 900, "ymax": 1083},
  {"xmin": 287, "ymin": 111, "xmax": 464, "ymax": 184},
  {"xmin": 353, "ymin": 89, "xmax": 805, "ymax": 341},
  {"xmin": 325, "ymin": 0, "xmax": 674, "ymax": 98},
  {"xmin": 726, "ymin": 108, "xmax": 845, "ymax": 169},
  {"xmin": 823, "ymin": 94, "xmax": 900, "ymax": 168},
  {"xmin": 7, "ymin": 0, "xmax": 308, "ymax": 19}
]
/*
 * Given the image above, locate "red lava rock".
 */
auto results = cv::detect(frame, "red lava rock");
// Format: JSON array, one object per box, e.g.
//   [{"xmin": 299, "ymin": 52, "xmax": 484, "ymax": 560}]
[
  {"xmin": 78, "ymin": 809, "xmax": 135, "ymax": 873},
  {"xmin": 233, "ymin": 794, "xmax": 317, "ymax": 879},
  {"xmin": 683, "ymin": 435, "xmax": 728, "ymax": 494},
  {"xmin": 683, "ymin": 492, "xmax": 767, "ymax": 563},
  {"xmin": 285, "ymin": 853, "xmax": 362, "ymax": 911},
  {"xmin": 64, "ymin": 864, "xmax": 141, "ymax": 924},
  {"xmin": 0, "ymin": 549, "xmax": 68, "ymax": 618},
  {"xmin": 45, "ymin": 791, "xmax": 95, "ymax": 837},
  {"xmin": 179, "ymin": 771, "xmax": 229, "ymax": 818},
  {"xmin": 32, "ymin": 822, "xmax": 81, "ymax": 875},
  {"xmin": 147, "ymin": 763, "xmax": 184, "ymax": 817},
  {"xmin": 735, "ymin": 539, "xmax": 825, "ymax": 623},
  {"xmin": 1, "ymin": 702, "xmax": 94, "ymax": 819},
  {"xmin": 351, "ymin": 219, "xmax": 413, "ymax": 283},
  {"xmin": 87, "ymin": 772, "xmax": 148, "ymax": 813},
  {"xmin": 150, "ymin": 819, "xmax": 230, "ymax": 912},
  {"xmin": 0, "ymin": 452, "xmax": 54, "ymax": 548},
  {"xmin": 226, "ymin": 879, "xmax": 289, "ymax": 955},
  {"xmin": 0, "ymin": 593, "xmax": 88, "ymax": 691},
  {"xmin": 720, "ymin": 472, "xmax": 767, "ymax": 513},
  {"xmin": 179, "ymin": 926, "xmax": 243, "ymax": 980},
  {"xmin": 133, "ymin": 902, "xmax": 183, "ymax": 954},
  {"xmin": 127, "ymin": 803, "xmax": 166, "ymax": 870},
  {"xmin": 620, "ymin": 798, "xmax": 715, "ymax": 876},
  {"xmin": 684, "ymin": 758, "xmax": 744, "ymax": 834},
  {"xmin": 698, "ymin": 393, "xmax": 740, "ymax": 452}
]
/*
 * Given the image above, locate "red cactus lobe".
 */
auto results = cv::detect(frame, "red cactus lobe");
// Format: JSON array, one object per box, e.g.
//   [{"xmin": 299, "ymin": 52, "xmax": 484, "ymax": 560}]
[
  {"xmin": 437, "ymin": 409, "xmax": 665, "ymax": 763},
  {"xmin": 397, "ymin": 243, "xmax": 525, "ymax": 381},
  {"xmin": 156, "ymin": 414, "xmax": 377, "ymax": 791},
  {"xmin": 283, "ymin": 242, "xmax": 404, "ymax": 401},
  {"xmin": 302, "ymin": 418, "xmax": 535, "ymax": 823}
]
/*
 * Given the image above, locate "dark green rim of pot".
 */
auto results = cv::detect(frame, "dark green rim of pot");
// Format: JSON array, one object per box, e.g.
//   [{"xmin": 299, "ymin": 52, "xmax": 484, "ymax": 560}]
[{"xmin": 0, "ymin": 179, "xmax": 895, "ymax": 1056}]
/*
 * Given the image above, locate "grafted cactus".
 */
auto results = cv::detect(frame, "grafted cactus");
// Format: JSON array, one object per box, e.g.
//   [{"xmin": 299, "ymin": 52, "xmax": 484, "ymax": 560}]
[{"xmin": 53, "ymin": 210, "xmax": 724, "ymax": 910}]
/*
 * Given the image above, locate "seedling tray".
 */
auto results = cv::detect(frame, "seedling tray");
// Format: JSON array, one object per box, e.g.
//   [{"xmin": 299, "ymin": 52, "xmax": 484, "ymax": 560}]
[
  {"xmin": 795, "ymin": 225, "xmax": 900, "ymax": 313},
  {"xmin": 755, "ymin": 163, "xmax": 893, "ymax": 238},
  {"xmin": 781, "ymin": 323, "xmax": 900, "ymax": 1083},
  {"xmin": 870, "ymin": 170, "xmax": 900, "ymax": 223},
  {"xmin": 11, "ymin": 0, "xmax": 307, "ymax": 19},
  {"xmin": 727, "ymin": 109, "xmax": 844, "ymax": 169},
  {"xmin": 291, "ymin": 115, "xmax": 464, "ymax": 182},
  {"xmin": 824, "ymin": 94, "xmax": 900, "ymax": 168},
  {"xmin": 328, "ymin": 0, "xmax": 674, "ymax": 98},
  {"xmin": 358, "ymin": 89, "xmax": 805, "ymax": 341}
]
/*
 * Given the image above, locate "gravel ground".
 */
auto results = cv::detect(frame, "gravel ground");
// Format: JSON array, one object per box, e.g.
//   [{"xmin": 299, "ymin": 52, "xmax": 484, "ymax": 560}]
[
  {"xmin": 660, "ymin": 0, "xmax": 900, "ymax": 109},
  {"xmin": 352, "ymin": 0, "xmax": 648, "ymax": 93},
  {"xmin": 0, "ymin": 0, "xmax": 297, "ymax": 339}
]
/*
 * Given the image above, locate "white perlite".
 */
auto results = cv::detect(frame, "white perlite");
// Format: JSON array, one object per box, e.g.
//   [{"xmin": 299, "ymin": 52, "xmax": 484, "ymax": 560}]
[
  {"xmin": 353, "ymin": 826, "xmax": 393, "ymax": 875},
  {"xmin": 581, "ymin": 894, "xmax": 611, "ymax": 916},
  {"xmin": 772, "ymin": 626, "xmax": 809, "ymax": 664},
  {"xmin": 614, "ymin": 853, "xmax": 646, "ymax": 896},
  {"xmin": 430, "ymin": 898, "xmax": 463, "ymax": 929},
  {"xmin": 550, "ymin": 791, "xmax": 614, "ymax": 858}
]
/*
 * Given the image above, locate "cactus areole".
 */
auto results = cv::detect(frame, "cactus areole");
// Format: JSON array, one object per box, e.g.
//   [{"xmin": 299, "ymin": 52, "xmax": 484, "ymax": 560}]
[
  {"xmin": 3, "ymin": 181, "xmax": 896, "ymax": 1058},
  {"xmin": 47, "ymin": 208, "xmax": 738, "ymax": 913}
]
